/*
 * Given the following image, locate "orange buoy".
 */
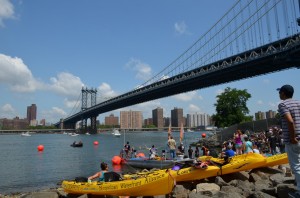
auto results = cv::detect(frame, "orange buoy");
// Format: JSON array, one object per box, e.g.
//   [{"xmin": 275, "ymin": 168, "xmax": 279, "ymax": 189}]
[
  {"xmin": 37, "ymin": 145, "xmax": 44, "ymax": 152},
  {"xmin": 136, "ymin": 152, "xmax": 145, "ymax": 158},
  {"xmin": 202, "ymin": 133, "xmax": 206, "ymax": 138},
  {"xmin": 111, "ymin": 156, "xmax": 121, "ymax": 165},
  {"xmin": 93, "ymin": 141, "xmax": 99, "ymax": 145}
]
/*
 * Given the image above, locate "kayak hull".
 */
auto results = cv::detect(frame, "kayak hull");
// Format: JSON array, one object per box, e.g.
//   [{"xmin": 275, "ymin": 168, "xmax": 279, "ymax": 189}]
[{"xmin": 62, "ymin": 170, "xmax": 174, "ymax": 196}]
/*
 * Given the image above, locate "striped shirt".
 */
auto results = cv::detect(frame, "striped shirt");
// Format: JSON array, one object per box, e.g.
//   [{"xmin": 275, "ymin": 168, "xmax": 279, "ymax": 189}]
[{"xmin": 278, "ymin": 99, "xmax": 300, "ymax": 143}]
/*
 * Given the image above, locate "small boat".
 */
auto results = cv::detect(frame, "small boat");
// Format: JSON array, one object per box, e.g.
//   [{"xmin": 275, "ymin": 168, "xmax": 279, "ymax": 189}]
[
  {"xmin": 21, "ymin": 132, "xmax": 31, "ymax": 137},
  {"xmin": 71, "ymin": 141, "xmax": 83, "ymax": 147},
  {"xmin": 85, "ymin": 132, "xmax": 90, "ymax": 135},
  {"xmin": 62, "ymin": 170, "xmax": 174, "ymax": 196},
  {"xmin": 123, "ymin": 157, "xmax": 194, "ymax": 169},
  {"xmin": 70, "ymin": 133, "xmax": 79, "ymax": 137},
  {"xmin": 187, "ymin": 129, "xmax": 194, "ymax": 132},
  {"xmin": 112, "ymin": 129, "xmax": 121, "ymax": 137}
]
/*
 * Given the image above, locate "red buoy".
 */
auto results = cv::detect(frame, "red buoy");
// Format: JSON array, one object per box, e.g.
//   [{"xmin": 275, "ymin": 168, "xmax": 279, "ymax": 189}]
[
  {"xmin": 37, "ymin": 145, "xmax": 44, "ymax": 152},
  {"xmin": 111, "ymin": 156, "xmax": 121, "ymax": 165},
  {"xmin": 202, "ymin": 133, "xmax": 206, "ymax": 138},
  {"xmin": 93, "ymin": 141, "xmax": 99, "ymax": 145},
  {"xmin": 136, "ymin": 152, "xmax": 145, "ymax": 158}
]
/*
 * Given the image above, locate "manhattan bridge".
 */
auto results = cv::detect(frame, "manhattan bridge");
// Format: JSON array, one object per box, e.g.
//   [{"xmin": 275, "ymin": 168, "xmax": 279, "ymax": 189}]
[{"xmin": 56, "ymin": 0, "xmax": 300, "ymax": 133}]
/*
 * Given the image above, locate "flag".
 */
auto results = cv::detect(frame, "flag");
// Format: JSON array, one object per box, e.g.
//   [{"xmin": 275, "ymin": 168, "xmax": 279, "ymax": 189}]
[
  {"xmin": 168, "ymin": 123, "xmax": 172, "ymax": 136},
  {"xmin": 180, "ymin": 122, "xmax": 184, "ymax": 142}
]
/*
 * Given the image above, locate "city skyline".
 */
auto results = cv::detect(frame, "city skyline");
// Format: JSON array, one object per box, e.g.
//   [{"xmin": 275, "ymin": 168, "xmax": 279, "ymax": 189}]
[{"xmin": 1, "ymin": 0, "xmax": 300, "ymax": 124}]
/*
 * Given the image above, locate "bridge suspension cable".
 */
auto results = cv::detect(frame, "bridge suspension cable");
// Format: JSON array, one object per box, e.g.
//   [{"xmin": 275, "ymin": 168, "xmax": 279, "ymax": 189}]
[{"xmin": 136, "ymin": 0, "xmax": 300, "ymax": 90}]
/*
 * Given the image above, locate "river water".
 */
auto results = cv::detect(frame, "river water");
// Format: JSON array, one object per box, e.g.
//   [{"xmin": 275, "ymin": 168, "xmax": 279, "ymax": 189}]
[{"xmin": 0, "ymin": 131, "xmax": 209, "ymax": 195}]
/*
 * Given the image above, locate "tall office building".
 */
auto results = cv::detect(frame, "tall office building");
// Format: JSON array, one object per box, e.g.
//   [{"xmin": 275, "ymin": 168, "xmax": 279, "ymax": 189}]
[
  {"xmin": 120, "ymin": 110, "xmax": 143, "ymax": 129},
  {"xmin": 27, "ymin": 104, "xmax": 37, "ymax": 123},
  {"xmin": 105, "ymin": 114, "xmax": 119, "ymax": 126},
  {"xmin": 171, "ymin": 107, "xmax": 183, "ymax": 127},
  {"xmin": 187, "ymin": 113, "xmax": 211, "ymax": 128},
  {"xmin": 152, "ymin": 107, "xmax": 164, "ymax": 129}
]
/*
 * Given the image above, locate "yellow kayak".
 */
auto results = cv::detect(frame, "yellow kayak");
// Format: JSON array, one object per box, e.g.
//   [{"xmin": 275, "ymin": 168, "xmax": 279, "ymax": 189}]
[
  {"xmin": 62, "ymin": 170, "xmax": 175, "ymax": 196},
  {"xmin": 261, "ymin": 153, "xmax": 289, "ymax": 167},
  {"xmin": 172, "ymin": 153, "xmax": 266, "ymax": 182}
]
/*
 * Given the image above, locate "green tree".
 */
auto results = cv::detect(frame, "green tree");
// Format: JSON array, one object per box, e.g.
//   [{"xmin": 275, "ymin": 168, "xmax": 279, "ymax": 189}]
[{"xmin": 212, "ymin": 87, "xmax": 252, "ymax": 128}]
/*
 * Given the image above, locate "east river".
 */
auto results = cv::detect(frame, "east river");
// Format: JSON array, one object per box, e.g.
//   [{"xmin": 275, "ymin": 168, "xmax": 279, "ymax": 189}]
[{"xmin": 0, "ymin": 131, "xmax": 209, "ymax": 194}]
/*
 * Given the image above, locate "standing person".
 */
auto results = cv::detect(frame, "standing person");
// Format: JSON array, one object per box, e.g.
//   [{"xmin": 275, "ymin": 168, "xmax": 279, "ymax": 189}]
[
  {"xmin": 201, "ymin": 145, "xmax": 209, "ymax": 156},
  {"xmin": 124, "ymin": 141, "xmax": 131, "ymax": 158},
  {"xmin": 188, "ymin": 146, "xmax": 193, "ymax": 159},
  {"xmin": 243, "ymin": 136, "xmax": 253, "ymax": 154},
  {"xmin": 277, "ymin": 84, "xmax": 300, "ymax": 198},
  {"xmin": 168, "ymin": 136, "xmax": 176, "ymax": 159},
  {"xmin": 88, "ymin": 162, "xmax": 109, "ymax": 182},
  {"xmin": 194, "ymin": 146, "xmax": 200, "ymax": 158},
  {"xmin": 234, "ymin": 130, "xmax": 243, "ymax": 155}
]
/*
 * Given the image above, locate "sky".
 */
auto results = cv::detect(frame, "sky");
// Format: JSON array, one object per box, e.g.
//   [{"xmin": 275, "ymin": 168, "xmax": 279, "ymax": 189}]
[{"xmin": 1, "ymin": 0, "xmax": 300, "ymax": 124}]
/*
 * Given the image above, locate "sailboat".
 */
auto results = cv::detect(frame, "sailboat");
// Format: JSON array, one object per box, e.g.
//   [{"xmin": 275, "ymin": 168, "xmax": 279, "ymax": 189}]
[{"xmin": 112, "ymin": 128, "xmax": 121, "ymax": 137}]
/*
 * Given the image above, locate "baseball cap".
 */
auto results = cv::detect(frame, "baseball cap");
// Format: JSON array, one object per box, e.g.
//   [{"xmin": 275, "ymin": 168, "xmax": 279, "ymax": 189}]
[{"xmin": 277, "ymin": 84, "xmax": 294, "ymax": 96}]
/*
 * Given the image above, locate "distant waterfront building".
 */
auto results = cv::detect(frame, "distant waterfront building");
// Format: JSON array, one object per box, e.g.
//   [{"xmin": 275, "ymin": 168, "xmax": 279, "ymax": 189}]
[
  {"xmin": 152, "ymin": 107, "xmax": 164, "ymax": 129},
  {"xmin": 186, "ymin": 113, "xmax": 211, "ymax": 128},
  {"xmin": 105, "ymin": 114, "xmax": 119, "ymax": 126},
  {"xmin": 171, "ymin": 107, "xmax": 183, "ymax": 127},
  {"xmin": 164, "ymin": 117, "xmax": 170, "ymax": 127},
  {"xmin": 27, "ymin": 104, "xmax": 37, "ymax": 125},
  {"xmin": 144, "ymin": 118, "xmax": 153, "ymax": 126},
  {"xmin": 40, "ymin": 119, "xmax": 46, "ymax": 126},
  {"xmin": 266, "ymin": 110, "xmax": 277, "ymax": 119},
  {"xmin": 120, "ymin": 110, "xmax": 143, "ymax": 129},
  {"xmin": 255, "ymin": 111, "xmax": 266, "ymax": 120},
  {"xmin": 0, "ymin": 117, "xmax": 29, "ymax": 130}
]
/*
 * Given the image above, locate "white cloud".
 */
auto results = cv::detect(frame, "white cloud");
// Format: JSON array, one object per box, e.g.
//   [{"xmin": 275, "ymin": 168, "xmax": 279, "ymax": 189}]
[
  {"xmin": 0, "ymin": 54, "xmax": 44, "ymax": 92},
  {"xmin": 40, "ymin": 107, "xmax": 67, "ymax": 123},
  {"xmin": 174, "ymin": 21, "xmax": 189, "ymax": 35},
  {"xmin": 257, "ymin": 100, "xmax": 263, "ymax": 105},
  {"xmin": 98, "ymin": 82, "xmax": 118, "ymax": 100},
  {"xmin": 0, "ymin": 0, "xmax": 15, "ymax": 27},
  {"xmin": 188, "ymin": 104, "xmax": 201, "ymax": 113},
  {"xmin": 0, "ymin": 103, "xmax": 17, "ymax": 118},
  {"xmin": 49, "ymin": 72, "xmax": 84, "ymax": 99},
  {"xmin": 215, "ymin": 89, "xmax": 224, "ymax": 95},
  {"xmin": 268, "ymin": 102, "xmax": 277, "ymax": 108},
  {"xmin": 173, "ymin": 91, "xmax": 197, "ymax": 101},
  {"xmin": 125, "ymin": 58, "xmax": 152, "ymax": 81}
]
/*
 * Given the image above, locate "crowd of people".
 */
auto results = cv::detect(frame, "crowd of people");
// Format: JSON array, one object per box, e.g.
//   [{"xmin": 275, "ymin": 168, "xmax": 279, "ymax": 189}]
[{"xmin": 221, "ymin": 127, "xmax": 285, "ymax": 158}]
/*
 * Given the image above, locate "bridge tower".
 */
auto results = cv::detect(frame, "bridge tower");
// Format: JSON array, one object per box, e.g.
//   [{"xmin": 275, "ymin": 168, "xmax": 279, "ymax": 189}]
[{"xmin": 81, "ymin": 87, "xmax": 98, "ymax": 134}]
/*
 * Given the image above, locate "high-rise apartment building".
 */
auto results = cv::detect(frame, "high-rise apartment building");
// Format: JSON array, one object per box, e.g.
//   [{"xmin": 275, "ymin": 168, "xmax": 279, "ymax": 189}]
[
  {"xmin": 255, "ymin": 111, "xmax": 266, "ymax": 120},
  {"xmin": 171, "ymin": 107, "xmax": 183, "ymax": 127},
  {"xmin": 27, "ymin": 104, "xmax": 37, "ymax": 123},
  {"xmin": 266, "ymin": 110, "xmax": 277, "ymax": 119},
  {"xmin": 120, "ymin": 110, "xmax": 143, "ymax": 129},
  {"xmin": 105, "ymin": 114, "xmax": 119, "ymax": 126},
  {"xmin": 187, "ymin": 113, "xmax": 211, "ymax": 128},
  {"xmin": 144, "ymin": 118, "xmax": 153, "ymax": 126},
  {"xmin": 152, "ymin": 107, "xmax": 164, "ymax": 129}
]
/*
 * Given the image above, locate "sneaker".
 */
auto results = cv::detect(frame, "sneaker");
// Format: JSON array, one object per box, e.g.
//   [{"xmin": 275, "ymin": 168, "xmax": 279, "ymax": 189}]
[{"xmin": 289, "ymin": 192, "xmax": 300, "ymax": 198}]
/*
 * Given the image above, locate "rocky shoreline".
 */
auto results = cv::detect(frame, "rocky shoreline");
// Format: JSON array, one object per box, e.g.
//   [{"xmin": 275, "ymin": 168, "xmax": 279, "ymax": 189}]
[{"xmin": 1, "ymin": 163, "xmax": 295, "ymax": 198}]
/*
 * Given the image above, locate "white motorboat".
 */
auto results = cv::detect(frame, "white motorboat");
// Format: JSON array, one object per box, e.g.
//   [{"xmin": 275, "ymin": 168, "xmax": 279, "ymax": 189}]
[
  {"xmin": 21, "ymin": 132, "xmax": 31, "ymax": 137},
  {"xmin": 70, "ymin": 133, "xmax": 79, "ymax": 137},
  {"xmin": 112, "ymin": 129, "xmax": 121, "ymax": 137}
]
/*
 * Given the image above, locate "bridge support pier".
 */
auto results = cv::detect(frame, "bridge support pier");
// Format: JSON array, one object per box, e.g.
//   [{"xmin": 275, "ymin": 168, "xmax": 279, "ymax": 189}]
[{"xmin": 90, "ymin": 116, "xmax": 97, "ymax": 134}]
